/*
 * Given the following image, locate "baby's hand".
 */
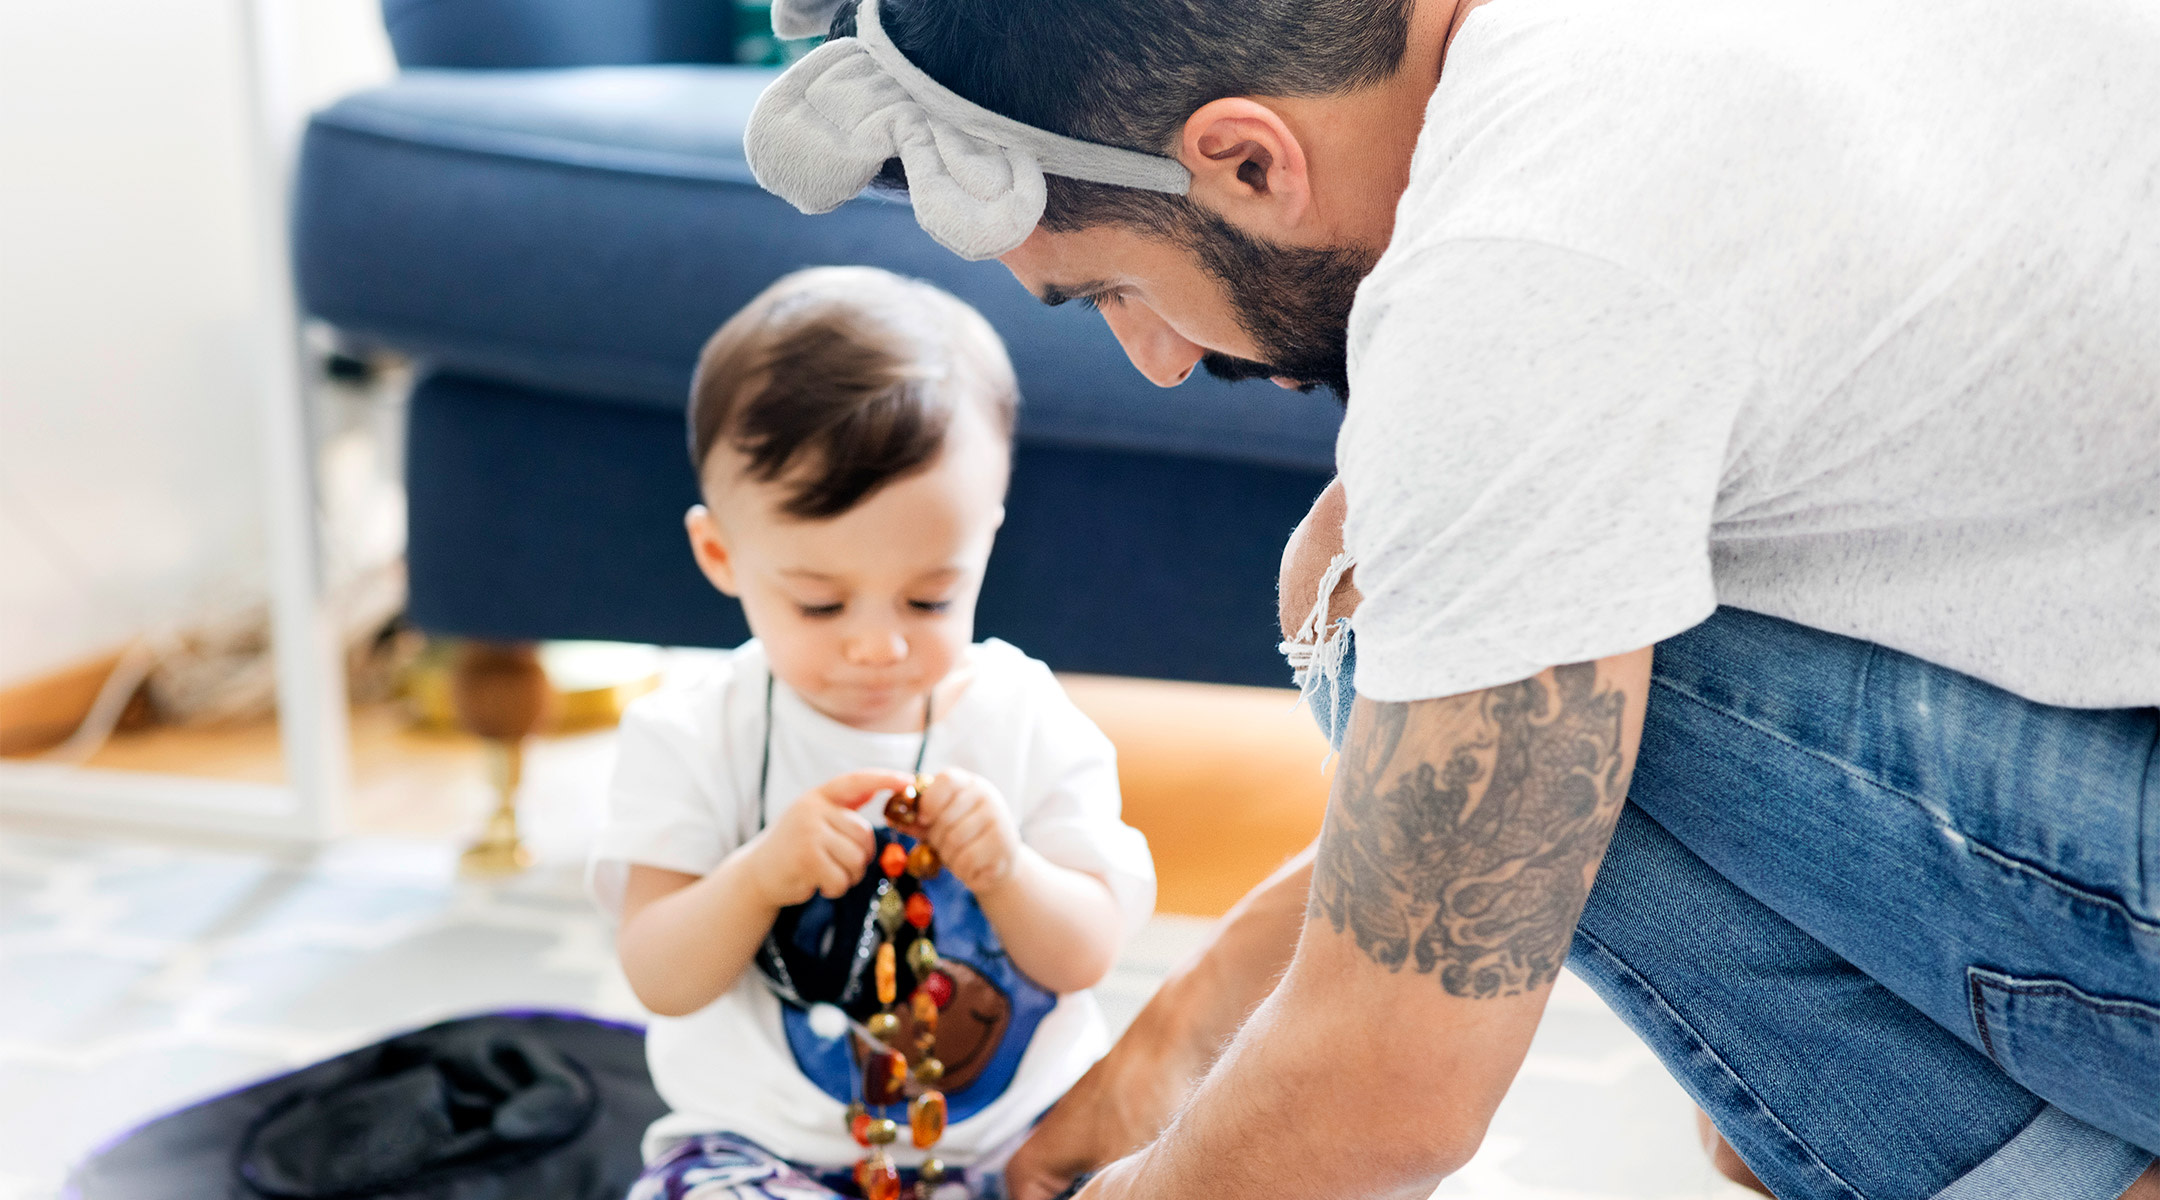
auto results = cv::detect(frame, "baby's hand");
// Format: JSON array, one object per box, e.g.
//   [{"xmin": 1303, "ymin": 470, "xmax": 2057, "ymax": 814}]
[
  {"xmin": 747, "ymin": 770, "xmax": 910, "ymax": 907},
  {"xmin": 914, "ymin": 768, "xmax": 1022, "ymax": 894}
]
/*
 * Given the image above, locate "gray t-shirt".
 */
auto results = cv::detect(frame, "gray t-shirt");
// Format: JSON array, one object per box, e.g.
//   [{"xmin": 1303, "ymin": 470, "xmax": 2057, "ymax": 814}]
[{"xmin": 1339, "ymin": 0, "xmax": 2160, "ymax": 708}]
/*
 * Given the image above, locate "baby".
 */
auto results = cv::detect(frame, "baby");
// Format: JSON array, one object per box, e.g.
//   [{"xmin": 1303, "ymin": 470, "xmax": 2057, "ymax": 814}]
[{"xmin": 591, "ymin": 267, "xmax": 1155, "ymax": 1200}]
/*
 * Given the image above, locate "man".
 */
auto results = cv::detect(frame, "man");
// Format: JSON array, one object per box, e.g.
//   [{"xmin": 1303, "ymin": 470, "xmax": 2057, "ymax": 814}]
[{"xmin": 742, "ymin": 0, "xmax": 2160, "ymax": 1196}]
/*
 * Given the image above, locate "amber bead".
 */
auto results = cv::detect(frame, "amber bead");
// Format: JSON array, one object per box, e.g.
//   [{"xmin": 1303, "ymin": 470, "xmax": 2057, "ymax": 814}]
[
  {"xmin": 885, "ymin": 785, "xmax": 918, "ymax": 827},
  {"xmin": 905, "ymin": 892, "xmax": 934, "ymax": 930},
  {"xmin": 863, "ymin": 1153, "xmax": 902, "ymax": 1200},
  {"xmin": 912, "ymin": 1055, "xmax": 944, "ymax": 1084},
  {"xmin": 876, "ymin": 942, "xmax": 898, "ymax": 1005},
  {"xmin": 848, "ymin": 1106, "xmax": 871, "ymax": 1146},
  {"xmin": 866, "ymin": 1011, "xmax": 899, "ymax": 1040},
  {"xmin": 864, "ymin": 1048, "xmax": 909, "ymax": 1106},
  {"xmin": 905, "ymin": 841, "xmax": 941, "ymax": 879},
  {"xmin": 855, "ymin": 1158, "xmax": 872, "ymax": 1194},
  {"xmin": 880, "ymin": 842, "xmax": 908, "ymax": 879},
  {"xmin": 907, "ymin": 936, "xmax": 939, "ymax": 976},
  {"xmin": 918, "ymin": 1158, "xmax": 946, "ymax": 1186},
  {"xmin": 910, "ymin": 988, "xmax": 940, "ymax": 1032},
  {"xmin": 918, "ymin": 970, "xmax": 955, "ymax": 1009},
  {"xmin": 909, "ymin": 1090, "xmax": 947, "ymax": 1149},
  {"xmin": 876, "ymin": 888, "xmax": 905, "ymax": 935}
]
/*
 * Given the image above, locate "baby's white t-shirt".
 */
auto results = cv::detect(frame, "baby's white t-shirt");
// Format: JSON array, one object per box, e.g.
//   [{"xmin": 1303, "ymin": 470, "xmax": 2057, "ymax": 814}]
[{"xmin": 591, "ymin": 639, "xmax": 1155, "ymax": 1167}]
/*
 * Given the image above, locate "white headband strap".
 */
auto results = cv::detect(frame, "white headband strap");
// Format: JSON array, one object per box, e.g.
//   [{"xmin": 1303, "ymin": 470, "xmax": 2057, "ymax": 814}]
[{"xmin": 745, "ymin": 0, "xmax": 1191, "ymax": 259}]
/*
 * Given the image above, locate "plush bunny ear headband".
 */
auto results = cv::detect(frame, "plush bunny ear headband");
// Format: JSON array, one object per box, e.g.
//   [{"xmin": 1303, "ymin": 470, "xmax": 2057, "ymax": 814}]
[{"xmin": 745, "ymin": 0, "xmax": 1192, "ymax": 260}]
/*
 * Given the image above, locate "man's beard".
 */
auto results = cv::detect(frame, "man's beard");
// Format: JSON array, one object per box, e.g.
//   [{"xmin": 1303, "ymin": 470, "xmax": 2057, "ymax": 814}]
[{"xmin": 1177, "ymin": 212, "xmax": 1377, "ymax": 402}]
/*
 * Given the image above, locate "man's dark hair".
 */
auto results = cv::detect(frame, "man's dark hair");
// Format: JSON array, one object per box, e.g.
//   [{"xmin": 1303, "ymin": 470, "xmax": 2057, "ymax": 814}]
[
  {"xmin": 689, "ymin": 266, "xmax": 1016, "ymax": 519},
  {"xmin": 841, "ymin": 0, "xmax": 1405, "ymax": 397},
  {"xmin": 846, "ymin": 0, "xmax": 1418, "ymax": 233}
]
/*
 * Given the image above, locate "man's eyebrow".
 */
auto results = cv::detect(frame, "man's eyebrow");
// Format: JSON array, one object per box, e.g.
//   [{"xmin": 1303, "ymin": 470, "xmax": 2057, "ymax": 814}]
[{"xmin": 1036, "ymin": 280, "xmax": 1115, "ymax": 307}]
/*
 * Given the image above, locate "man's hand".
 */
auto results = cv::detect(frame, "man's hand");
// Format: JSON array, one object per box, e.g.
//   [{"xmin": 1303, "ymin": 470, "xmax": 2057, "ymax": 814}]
[
  {"xmin": 743, "ymin": 769, "xmax": 905, "ymax": 905},
  {"xmin": 1004, "ymin": 998, "xmax": 1214, "ymax": 1200},
  {"xmin": 1006, "ymin": 846, "xmax": 1321, "ymax": 1199}
]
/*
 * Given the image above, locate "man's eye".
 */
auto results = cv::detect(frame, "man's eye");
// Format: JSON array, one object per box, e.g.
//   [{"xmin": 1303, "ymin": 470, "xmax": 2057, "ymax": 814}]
[
  {"xmin": 1078, "ymin": 291, "xmax": 1123, "ymax": 312},
  {"xmin": 798, "ymin": 603, "xmax": 844, "ymax": 618},
  {"xmin": 908, "ymin": 599, "xmax": 953, "ymax": 614}
]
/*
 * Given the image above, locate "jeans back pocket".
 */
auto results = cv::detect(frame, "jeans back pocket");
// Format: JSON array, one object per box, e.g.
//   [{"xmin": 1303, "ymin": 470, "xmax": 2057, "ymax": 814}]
[{"xmin": 1969, "ymin": 967, "xmax": 2160, "ymax": 1155}]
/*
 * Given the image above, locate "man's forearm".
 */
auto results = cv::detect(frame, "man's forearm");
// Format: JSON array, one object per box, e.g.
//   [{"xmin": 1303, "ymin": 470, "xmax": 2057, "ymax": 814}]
[
  {"xmin": 1110, "ymin": 939, "xmax": 1530, "ymax": 1200},
  {"xmin": 1145, "ymin": 843, "xmax": 1315, "ymax": 1058},
  {"xmin": 1089, "ymin": 654, "xmax": 1650, "ymax": 1200}
]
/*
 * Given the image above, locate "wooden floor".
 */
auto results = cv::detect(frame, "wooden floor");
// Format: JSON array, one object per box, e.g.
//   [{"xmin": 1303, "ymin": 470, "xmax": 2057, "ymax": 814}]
[{"xmin": 33, "ymin": 675, "xmax": 1332, "ymax": 917}]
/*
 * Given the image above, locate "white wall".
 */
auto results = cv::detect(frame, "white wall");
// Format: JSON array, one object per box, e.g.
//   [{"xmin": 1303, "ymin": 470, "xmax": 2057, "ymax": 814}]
[{"xmin": 0, "ymin": 0, "xmax": 394, "ymax": 685}]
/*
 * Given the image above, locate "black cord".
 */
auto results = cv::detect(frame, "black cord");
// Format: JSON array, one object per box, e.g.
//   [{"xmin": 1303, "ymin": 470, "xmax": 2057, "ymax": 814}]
[{"xmin": 756, "ymin": 670, "xmax": 934, "ymax": 831}]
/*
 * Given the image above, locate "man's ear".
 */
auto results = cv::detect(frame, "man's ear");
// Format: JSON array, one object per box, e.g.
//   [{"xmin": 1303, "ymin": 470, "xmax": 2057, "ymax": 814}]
[
  {"xmin": 685, "ymin": 505, "xmax": 741, "ymax": 596},
  {"xmin": 1179, "ymin": 97, "xmax": 1313, "ymax": 236}
]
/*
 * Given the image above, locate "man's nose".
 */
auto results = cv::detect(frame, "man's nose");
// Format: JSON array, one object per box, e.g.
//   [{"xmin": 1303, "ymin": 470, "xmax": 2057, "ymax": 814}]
[
  {"xmin": 844, "ymin": 627, "xmax": 908, "ymax": 666},
  {"xmin": 1101, "ymin": 301, "xmax": 1203, "ymax": 388}
]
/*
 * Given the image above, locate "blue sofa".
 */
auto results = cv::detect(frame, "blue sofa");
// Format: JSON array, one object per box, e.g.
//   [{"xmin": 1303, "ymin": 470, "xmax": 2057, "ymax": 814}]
[{"xmin": 293, "ymin": 0, "xmax": 1341, "ymax": 686}]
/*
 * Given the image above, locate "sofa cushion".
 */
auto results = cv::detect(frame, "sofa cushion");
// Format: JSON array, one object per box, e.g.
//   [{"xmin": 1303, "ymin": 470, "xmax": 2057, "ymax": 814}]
[
  {"xmin": 404, "ymin": 372, "xmax": 1328, "ymax": 685},
  {"xmin": 295, "ymin": 66, "xmax": 1342, "ymax": 473},
  {"xmin": 379, "ymin": 0, "xmax": 740, "ymax": 70}
]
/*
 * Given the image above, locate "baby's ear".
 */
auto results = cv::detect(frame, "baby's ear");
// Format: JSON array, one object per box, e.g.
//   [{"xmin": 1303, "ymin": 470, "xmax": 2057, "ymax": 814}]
[{"xmin": 685, "ymin": 505, "xmax": 741, "ymax": 596}]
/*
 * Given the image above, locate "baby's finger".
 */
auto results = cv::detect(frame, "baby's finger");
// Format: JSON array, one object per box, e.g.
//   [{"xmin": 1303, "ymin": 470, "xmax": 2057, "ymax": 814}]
[
  {"xmin": 925, "ymin": 783, "xmax": 988, "ymax": 834},
  {"xmin": 937, "ymin": 809, "xmax": 998, "ymax": 860},
  {"xmin": 963, "ymin": 841, "xmax": 1018, "ymax": 888},
  {"xmin": 823, "ymin": 826, "xmax": 874, "ymax": 873},
  {"xmin": 817, "ymin": 769, "xmax": 919, "ymax": 811},
  {"xmin": 826, "ymin": 805, "xmax": 878, "ymax": 855},
  {"xmin": 815, "ymin": 842, "xmax": 864, "ymax": 898},
  {"xmin": 950, "ymin": 843, "xmax": 1003, "ymax": 889}
]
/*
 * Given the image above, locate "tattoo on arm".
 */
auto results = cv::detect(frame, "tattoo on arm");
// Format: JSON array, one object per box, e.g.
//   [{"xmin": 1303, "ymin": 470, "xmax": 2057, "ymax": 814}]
[{"xmin": 1309, "ymin": 663, "xmax": 1629, "ymax": 999}]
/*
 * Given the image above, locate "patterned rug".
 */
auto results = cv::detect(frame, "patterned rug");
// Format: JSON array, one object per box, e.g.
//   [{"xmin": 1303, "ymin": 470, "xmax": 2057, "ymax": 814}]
[{"xmin": 0, "ymin": 828, "xmax": 1752, "ymax": 1200}]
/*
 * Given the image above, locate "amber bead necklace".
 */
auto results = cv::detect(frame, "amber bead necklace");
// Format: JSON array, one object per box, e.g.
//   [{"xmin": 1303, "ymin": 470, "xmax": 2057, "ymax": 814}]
[
  {"xmin": 754, "ymin": 675, "xmax": 952, "ymax": 1199},
  {"xmin": 846, "ymin": 769, "xmax": 951, "ymax": 1200}
]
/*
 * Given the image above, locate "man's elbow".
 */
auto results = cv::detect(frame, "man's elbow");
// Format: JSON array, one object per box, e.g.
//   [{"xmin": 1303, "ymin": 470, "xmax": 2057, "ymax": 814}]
[
  {"xmin": 1358, "ymin": 1071, "xmax": 1489, "ymax": 1183},
  {"xmin": 1307, "ymin": 1009, "xmax": 1496, "ymax": 1184}
]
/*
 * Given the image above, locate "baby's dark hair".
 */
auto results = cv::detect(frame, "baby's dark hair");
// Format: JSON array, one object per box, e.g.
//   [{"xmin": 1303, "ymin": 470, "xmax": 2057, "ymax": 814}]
[{"xmin": 689, "ymin": 267, "xmax": 1017, "ymax": 519}]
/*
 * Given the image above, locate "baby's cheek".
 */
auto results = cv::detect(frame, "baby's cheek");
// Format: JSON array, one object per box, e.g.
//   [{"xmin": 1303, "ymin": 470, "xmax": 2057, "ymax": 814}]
[{"xmin": 915, "ymin": 623, "xmax": 969, "ymax": 679}]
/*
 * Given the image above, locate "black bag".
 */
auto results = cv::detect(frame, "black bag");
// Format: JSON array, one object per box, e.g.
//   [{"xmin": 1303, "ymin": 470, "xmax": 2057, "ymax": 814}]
[{"xmin": 66, "ymin": 1012, "xmax": 665, "ymax": 1200}]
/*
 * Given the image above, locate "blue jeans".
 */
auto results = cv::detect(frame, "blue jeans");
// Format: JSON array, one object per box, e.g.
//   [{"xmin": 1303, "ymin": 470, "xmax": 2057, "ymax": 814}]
[{"xmin": 1308, "ymin": 609, "xmax": 2159, "ymax": 1199}]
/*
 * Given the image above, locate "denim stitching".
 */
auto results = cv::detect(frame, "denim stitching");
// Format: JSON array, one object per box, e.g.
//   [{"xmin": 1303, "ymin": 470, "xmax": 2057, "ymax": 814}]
[
  {"xmin": 1649, "ymin": 674, "xmax": 2160, "ymax": 938},
  {"xmin": 1959, "ymin": 840, "xmax": 2160, "ymax": 937},
  {"xmin": 1573, "ymin": 927, "xmax": 1869, "ymax": 1200},
  {"xmin": 2139, "ymin": 727, "xmax": 2159, "ymax": 920},
  {"xmin": 1968, "ymin": 973, "xmax": 2001, "ymax": 1063},
  {"xmin": 1968, "ymin": 966, "xmax": 2160, "ymax": 1079},
  {"xmin": 1970, "ymin": 968, "xmax": 2160, "ymax": 1025}
]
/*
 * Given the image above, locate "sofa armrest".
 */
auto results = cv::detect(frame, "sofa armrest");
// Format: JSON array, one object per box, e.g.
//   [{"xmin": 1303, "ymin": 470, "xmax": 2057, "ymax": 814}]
[{"xmin": 380, "ymin": 0, "xmax": 741, "ymax": 68}]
